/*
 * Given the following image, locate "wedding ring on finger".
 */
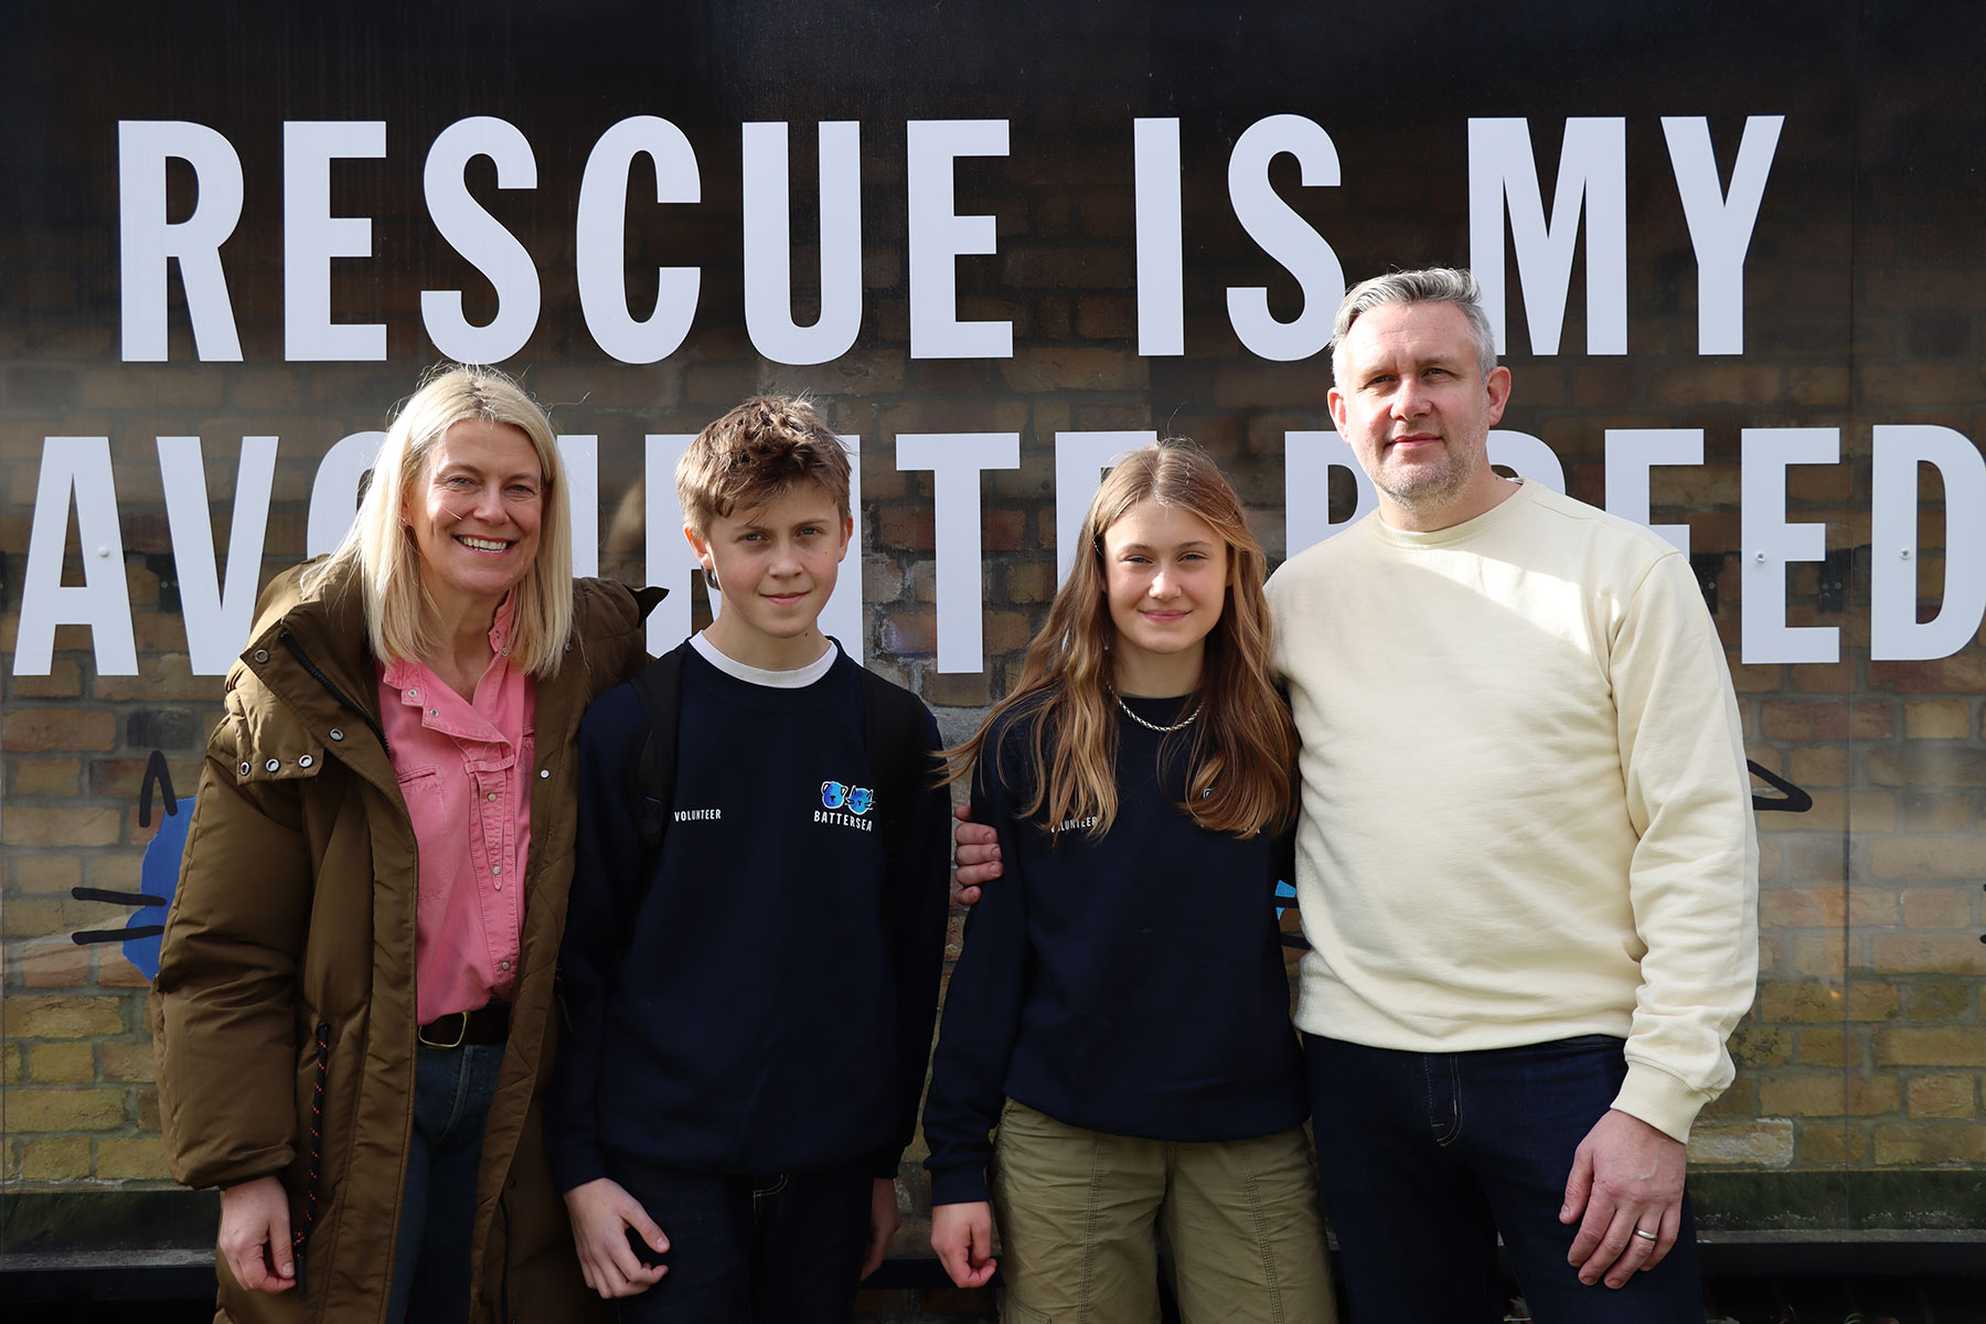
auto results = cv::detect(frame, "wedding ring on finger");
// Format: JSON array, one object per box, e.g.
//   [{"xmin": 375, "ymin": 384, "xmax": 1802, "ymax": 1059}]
[{"xmin": 1632, "ymin": 1227, "xmax": 1658, "ymax": 1242}]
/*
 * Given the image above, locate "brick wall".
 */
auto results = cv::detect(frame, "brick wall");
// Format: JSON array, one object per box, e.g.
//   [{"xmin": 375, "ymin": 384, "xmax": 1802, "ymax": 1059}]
[{"xmin": 3, "ymin": 0, "xmax": 1982, "ymax": 1252}]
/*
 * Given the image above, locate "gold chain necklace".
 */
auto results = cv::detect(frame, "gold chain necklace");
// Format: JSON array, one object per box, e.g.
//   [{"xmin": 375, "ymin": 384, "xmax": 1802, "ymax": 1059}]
[{"xmin": 1113, "ymin": 691, "xmax": 1201, "ymax": 734}]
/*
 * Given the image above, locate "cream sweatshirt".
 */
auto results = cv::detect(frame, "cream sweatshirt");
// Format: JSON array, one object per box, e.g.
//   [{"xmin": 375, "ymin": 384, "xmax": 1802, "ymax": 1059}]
[{"xmin": 1265, "ymin": 480, "xmax": 1758, "ymax": 1142}]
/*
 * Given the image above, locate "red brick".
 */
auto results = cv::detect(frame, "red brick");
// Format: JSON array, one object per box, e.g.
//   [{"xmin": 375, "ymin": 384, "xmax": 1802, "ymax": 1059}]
[
  {"xmin": 1869, "ymin": 836, "xmax": 1986, "ymax": 882},
  {"xmin": 3, "ymin": 708, "xmax": 117, "ymax": 753},
  {"xmin": 1760, "ymin": 700, "xmax": 1894, "ymax": 741},
  {"xmin": 999, "ymin": 348, "xmax": 1147, "ymax": 393},
  {"xmin": 1868, "ymin": 653, "xmax": 1986, "ymax": 694},
  {"xmin": 1, "ymin": 805, "xmax": 124, "ymax": 847},
  {"xmin": 1876, "ymin": 1027, "xmax": 1986, "ymax": 1067}
]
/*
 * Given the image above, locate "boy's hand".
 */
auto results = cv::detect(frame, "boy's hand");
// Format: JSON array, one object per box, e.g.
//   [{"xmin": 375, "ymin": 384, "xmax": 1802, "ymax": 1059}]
[
  {"xmin": 218, "ymin": 1176, "xmax": 295, "ymax": 1294},
  {"xmin": 930, "ymin": 1200, "xmax": 998, "ymax": 1289},
  {"xmin": 563, "ymin": 1177, "xmax": 669, "ymax": 1299},
  {"xmin": 951, "ymin": 804, "xmax": 1001, "ymax": 906},
  {"xmin": 860, "ymin": 1177, "xmax": 900, "ymax": 1280}
]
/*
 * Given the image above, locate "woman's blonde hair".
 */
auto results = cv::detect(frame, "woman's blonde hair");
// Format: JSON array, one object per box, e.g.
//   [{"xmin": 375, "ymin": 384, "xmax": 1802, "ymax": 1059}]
[
  {"xmin": 303, "ymin": 363, "xmax": 574, "ymax": 676},
  {"xmin": 944, "ymin": 440, "xmax": 1296, "ymax": 840}
]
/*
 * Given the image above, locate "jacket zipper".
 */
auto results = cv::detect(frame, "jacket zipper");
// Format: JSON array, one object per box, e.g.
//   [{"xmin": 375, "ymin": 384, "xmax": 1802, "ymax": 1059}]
[{"xmin": 278, "ymin": 628, "xmax": 391, "ymax": 756}]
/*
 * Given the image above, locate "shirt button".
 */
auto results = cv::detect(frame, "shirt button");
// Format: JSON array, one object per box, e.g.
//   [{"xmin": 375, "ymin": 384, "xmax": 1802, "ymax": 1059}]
[
  {"xmin": 408, "ymin": 689, "xmax": 418, "ymax": 701},
  {"xmin": 486, "ymin": 792, "xmax": 497, "ymax": 802},
  {"xmin": 498, "ymin": 960, "xmax": 511, "ymax": 972},
  {"xmin": 429, "ymin": 707, "xmax": 438, "ymax": 717},
  {"xmin": 491, "ymin": 865, "xmax": 502, "ymax": 876}
]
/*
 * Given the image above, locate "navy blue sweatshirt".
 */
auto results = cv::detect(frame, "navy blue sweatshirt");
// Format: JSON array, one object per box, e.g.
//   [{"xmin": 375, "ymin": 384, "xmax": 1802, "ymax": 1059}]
[
  {"xmin": 547, "ymin": 643, "xmax": 950, "ymax": 1189},
  {"xmin": 923, "ymin": 695, "xmax": 1308, "ymax": 1206}
]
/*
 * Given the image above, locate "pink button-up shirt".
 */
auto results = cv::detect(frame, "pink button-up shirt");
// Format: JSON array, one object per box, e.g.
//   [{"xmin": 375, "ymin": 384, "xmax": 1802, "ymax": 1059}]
[{"xmin": 379, "ymin": 599, "xmax": 535, "ymax": 1025}]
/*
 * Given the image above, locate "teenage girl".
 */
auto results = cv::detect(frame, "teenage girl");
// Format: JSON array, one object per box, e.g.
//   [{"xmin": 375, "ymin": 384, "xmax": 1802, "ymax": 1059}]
[{"xmin": 924, "ymin": 441, "xmax": 1336, "ymax": 1322}]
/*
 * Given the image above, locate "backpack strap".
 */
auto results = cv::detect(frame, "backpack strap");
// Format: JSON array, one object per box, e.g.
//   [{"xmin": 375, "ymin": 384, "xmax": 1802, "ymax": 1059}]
[{"xmin": 626, "ymin": 645, "xmax": 687, "ymax": 863}]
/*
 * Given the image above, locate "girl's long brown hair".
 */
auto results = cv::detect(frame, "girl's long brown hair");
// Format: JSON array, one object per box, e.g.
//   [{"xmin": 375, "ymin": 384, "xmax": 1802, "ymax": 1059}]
[{"xmin": 943, "ymin": 439, "xmax": 1297, "ymax": 839}]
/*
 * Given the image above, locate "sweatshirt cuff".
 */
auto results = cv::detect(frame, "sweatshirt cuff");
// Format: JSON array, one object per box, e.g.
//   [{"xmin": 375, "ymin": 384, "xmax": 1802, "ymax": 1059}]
[
  {"xmin": 928, "ymin": 1164, "xmax": 990, "ymax": 1207},
  {"xmin": 547, "ymin": 1140, "xmax": 608, "ymax": 1195},
  {"xmin": 1611, "ymin": 1061, "xmax": 1713, "ymax": 1144}
]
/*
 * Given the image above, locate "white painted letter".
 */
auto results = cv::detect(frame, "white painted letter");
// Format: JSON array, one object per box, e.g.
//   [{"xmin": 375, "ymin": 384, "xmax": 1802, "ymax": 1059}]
[
  {"xmin": 1605, "ymin": 428, "xmax": 1705, "ymax": 555},
  {"xmin": 743, "ymin": 121, "xmax": 864, "ymax": 365},
  {"xmin": 284, "ymin": 121, "xmax": 387, "ymax": 361},
  {"xmin": 907, "ymin": 120, "xmax": 1012, "ymax": 359},
  {"xmin": 119, "ymin": 122, "xmax": 245, "ymax": 362},
  {"xmin": 1468, "ymin": 117, "xmax": 1627, "ymax": 355},
  {"xmin": 307, "ymin": 430, "xmax": 387, "ymax": 556},
  {"xmin": 1871, "ymin": 425, "xmax": 1986, "ymax": 661},
  {"xmin": 1135, "ymin": 118, "xmax": 1184, "ymax": 356},
  {"xmin": 1055, "ymin": 431, "xmax": 1155, "ymax": 582},
  {"xmin": 1227, "ymin": 115, "xmax": 1344, "ymax": 362},
  {"xmin": 896, "ymin": 433, "xmax": 1022, "ymax": 672},
  {"xmin": 577, "ymin": 116, "xmax": 701, "ymax": 364},
  {"xmin": 1285, "ymin": 430, "xmax": 1377, "ymax": 558},
  {"xmin": 159, "ymin": 435, "xmax": 277, "ymax": 673},
  {"xmin": 558, "ymin": 435, "xmax": 598, "ymax": 578},
  {"xmin": 1487, "ymin": 430, "xmax": 1567, "ymax": 492},
  {"xmin": 16, "ymin": 438, "xmax": 138, "ymax": 676},
  {"xmin": 1741, "ymin": 428, "xmax": 1839, "ymax": 664},
  {"xmin": 422, "ymin": 116, "xmax": 541, "ymax": 364},
  {"xmin": 1663, "ymin": 116, "xmax": 1783, "ymax": 356}
]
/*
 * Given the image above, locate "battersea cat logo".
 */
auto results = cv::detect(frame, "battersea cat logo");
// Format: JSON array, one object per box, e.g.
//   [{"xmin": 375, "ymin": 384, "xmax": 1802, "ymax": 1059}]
[{"xmin": 817, "ymin": 779, "xmax": 875, "ymax": 831}]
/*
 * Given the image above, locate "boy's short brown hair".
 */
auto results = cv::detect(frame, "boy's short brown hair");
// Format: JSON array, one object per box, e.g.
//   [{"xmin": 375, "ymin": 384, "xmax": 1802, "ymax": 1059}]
[{"xmin": 676, "ymin": 396, "xmax": 852, "ymax": 534}]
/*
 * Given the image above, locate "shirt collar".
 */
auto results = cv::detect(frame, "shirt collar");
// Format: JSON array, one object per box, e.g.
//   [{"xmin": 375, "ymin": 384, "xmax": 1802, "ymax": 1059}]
[{"xmin": 379, "ymin": 592, "xmax": 518, "ymax": 693}]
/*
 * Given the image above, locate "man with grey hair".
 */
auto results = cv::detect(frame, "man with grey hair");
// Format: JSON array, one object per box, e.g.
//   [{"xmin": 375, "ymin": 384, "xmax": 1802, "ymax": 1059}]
[{"xmin": 954, "ymin": 268, "xmax": 1757, "ymax": 1320}]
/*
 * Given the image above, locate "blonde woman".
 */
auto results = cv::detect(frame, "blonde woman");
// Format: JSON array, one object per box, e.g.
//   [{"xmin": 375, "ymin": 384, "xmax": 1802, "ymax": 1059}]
[
  {"xmin": 925, "ymin": 441, "xmax": 1336, "ymax": 1322},
  {"xmin": 154, "ymin": 364, "xmax": 654, "ymax": 1323}
]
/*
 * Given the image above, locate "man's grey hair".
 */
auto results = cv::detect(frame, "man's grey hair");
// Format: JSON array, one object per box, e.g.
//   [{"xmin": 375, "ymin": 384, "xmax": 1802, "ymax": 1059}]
[{"xmin": 1329, "ymin": 267, "xmax": 1499, "ymax": 384}]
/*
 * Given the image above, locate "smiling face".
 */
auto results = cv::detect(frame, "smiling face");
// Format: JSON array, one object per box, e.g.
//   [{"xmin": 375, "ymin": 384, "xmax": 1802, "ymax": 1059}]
[
  {"xmin": 1100, "ymin": 499, "xmax": 1229, "ymax": 692},
  {"xmin": 404, "ymin": 418, "xmax": 545, "ymax": 616},
  {"xmin": 1328, "ymin": 300, "xmax": 1512, "ymax": 526},
  {"xmin": 687, "ymin": 480, "xmax": 853, "ymax": 669}
]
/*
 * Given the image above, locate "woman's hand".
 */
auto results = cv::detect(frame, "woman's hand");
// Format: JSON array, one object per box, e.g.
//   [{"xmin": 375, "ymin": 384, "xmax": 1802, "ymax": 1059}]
[
  {"xmin": 563, "ymin": 1177, "xmax": 669, "ymax": 1299},
  {"xmin": 860, "ymin": 1177, "xmax": 900, "ymax": 1280},
  {"xmin": 218, "ymin": 1176, "xmax": 295, "ymax": 1293},
  {"xmin": 930, "ymin": 1200, "xmax": 998, "ymax": 1289}
]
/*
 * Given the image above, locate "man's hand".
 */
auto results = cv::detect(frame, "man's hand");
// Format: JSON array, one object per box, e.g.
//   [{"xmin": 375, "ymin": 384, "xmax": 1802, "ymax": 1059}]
[
  {"xmin": 564, "ymin": 1177, "xmax": 669, "ymax": 1299},
  {"xmin": 1560, "ymin": 1109, "xmax": 1687, "ymax": 1289},
  {"xmin": 860, "ymin": 1177, "xmax": 900, "ymax": 1280},
  {"xmin": 218, "ymin": 1176, "xmax": 295, "ymax": 1294},
  {"xmin": 930, "ymin": 1200, "xmax": 998, "ymax": 1289},
  {"xmin": 951, "ymin": 804, "xmax": 1000, "ymax": 906}
]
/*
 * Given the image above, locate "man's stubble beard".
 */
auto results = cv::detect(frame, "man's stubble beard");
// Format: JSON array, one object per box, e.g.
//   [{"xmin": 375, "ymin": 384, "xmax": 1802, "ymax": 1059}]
[{"xmin": 1373, "ymin": 442, "xmax": 1478, "ymax": 514}]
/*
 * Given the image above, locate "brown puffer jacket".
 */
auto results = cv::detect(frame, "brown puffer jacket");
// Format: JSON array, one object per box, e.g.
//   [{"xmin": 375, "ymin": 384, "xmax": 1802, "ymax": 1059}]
[{"xmin": 153, "ymin": 559, "xmax": 656, "ymax": 1323}]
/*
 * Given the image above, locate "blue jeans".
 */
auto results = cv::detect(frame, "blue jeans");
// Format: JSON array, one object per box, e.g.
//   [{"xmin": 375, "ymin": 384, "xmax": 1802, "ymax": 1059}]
[
  {"xmin": 1305, "ymin": 1034, "xmax": 1703, "ymax": 1323},
  {"xmin": 387, "ymin": 1041, "xmax": 505, "ymax": 1324},
  {"xmin": 605, "ymin": 1156, "xmax": 873, "ymax": 1323}
]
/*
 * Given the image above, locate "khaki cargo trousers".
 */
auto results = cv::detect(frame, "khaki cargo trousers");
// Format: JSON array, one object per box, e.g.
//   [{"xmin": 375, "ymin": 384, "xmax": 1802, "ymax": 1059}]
[{"xmin": 990, "ymin": 1100, "xmax": 1338, "ymax": 1323}]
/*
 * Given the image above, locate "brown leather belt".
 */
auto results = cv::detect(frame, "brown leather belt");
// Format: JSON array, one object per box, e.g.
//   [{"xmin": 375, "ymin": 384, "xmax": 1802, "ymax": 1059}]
[{"xmin": 417, "ymin": 1002, "xmax": 509, "ymax": 1049}]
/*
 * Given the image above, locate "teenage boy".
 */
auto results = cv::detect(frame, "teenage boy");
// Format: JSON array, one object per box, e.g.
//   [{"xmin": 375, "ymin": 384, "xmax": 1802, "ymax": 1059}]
[{"xmin": 548, "ymin": 396, "xmax": 951, "ymax": 1322}]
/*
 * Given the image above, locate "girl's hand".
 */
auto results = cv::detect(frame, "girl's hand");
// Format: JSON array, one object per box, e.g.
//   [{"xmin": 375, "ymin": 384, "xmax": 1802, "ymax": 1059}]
[
  {"xmin": 951, "ymin": 804, "xmax": 1002, "ymax": 904},
  {"xmin": 563, "ymin": 1177, "xmax": 669, "ymax": 1299},
  {"xmin": 218, "ymin": 1176, "xmax": 294, "ymax": 1293},
  {"xmin": 930, "ymin": 1200, "xmax": 998, "ymax": 1288},
  {"xmin": 860, "ymin": 1177, "xmax": 900, "ymax": 1279}
]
